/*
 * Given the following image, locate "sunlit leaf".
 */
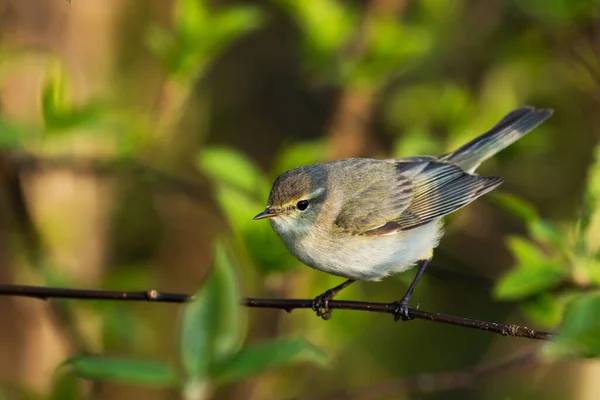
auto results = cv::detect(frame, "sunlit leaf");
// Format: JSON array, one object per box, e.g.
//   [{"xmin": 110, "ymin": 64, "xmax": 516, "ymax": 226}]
[
  {"xmin": 545, "ymin": 294, "xmax": 600, "ymax": 358},
  {"xmin": 213, "ymin": 338, "xmax": 328, "ymax": 383},
  {"xmin": 180, "ymin": 240, "xmax": 244, "ymax": 380},
  {"xmin": 148, "ymin": 0, "xmax": 262, "ymax": 82},
  {"xmin": 272, "ymin": 140, "xmax": 325, "ymax": 175},
  {"xmin": 198, "ymin": 147, "xmax": 268, "ymax": 196},
  {"xmin": 41, "ymin": 67, "xmax": 68, "ymax": 126},
  {"xmin": 277, "ymin": 0, "xmax": 356, "ymax": 77},
  {"xmin": 393, "ymin": 128, "xmax": 439, "ymax": 158},
  {"xmin": 494, "ymin": 236, "xmax": 567, "ymax": 300},
  {"xmin": 41, "ymin": 68, "xmax": 108, "ymax": 134},
  {"xmin": 495, "ymin": 265, "xmax": 566, "ymax": 300},
  {"xmin": 60, "ymin": 356, "xmax": 178, "ymax": 387}
]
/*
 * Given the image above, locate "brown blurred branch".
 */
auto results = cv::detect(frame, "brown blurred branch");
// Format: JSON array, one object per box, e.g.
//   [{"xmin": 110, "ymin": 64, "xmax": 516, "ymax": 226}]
[
  {"xmin": 0, "ymin": 284, "xmax": 555, "ymax": 341},
  {"xmin": 294, "ymin": 349, "xmax": 540, "ymax": 400}
]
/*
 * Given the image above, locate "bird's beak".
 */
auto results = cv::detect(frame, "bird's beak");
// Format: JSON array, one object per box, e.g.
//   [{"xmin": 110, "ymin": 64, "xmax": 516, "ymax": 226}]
[{"xmin": 253, "ymin": 207, "xmax": 280, "ymax": 220}]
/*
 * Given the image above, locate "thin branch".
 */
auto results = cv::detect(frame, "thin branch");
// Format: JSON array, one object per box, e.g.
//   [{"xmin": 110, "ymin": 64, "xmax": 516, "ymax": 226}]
[
  {"xmin": 293, "ymin": 349, "xmax": 540, "ymax": 400},
  {"xmin": 0, "ymin": 284, "xmax": 555, "ymax": 341}
]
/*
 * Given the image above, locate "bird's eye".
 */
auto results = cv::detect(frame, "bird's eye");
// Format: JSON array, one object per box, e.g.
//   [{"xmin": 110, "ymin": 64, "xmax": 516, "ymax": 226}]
[{"xmin": 296, "ymin": 200, "xmax": 309, "ymax": 211}]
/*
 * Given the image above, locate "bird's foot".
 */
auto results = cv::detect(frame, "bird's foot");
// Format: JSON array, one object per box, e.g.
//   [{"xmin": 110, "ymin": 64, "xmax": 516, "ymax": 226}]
[
  {"xmin": 392, "ymin": 299, "xmax": 414, "ymax": 322},
  {"xmin": 312, "ymin": 290, "xmax": 335, "ymax": 320}
]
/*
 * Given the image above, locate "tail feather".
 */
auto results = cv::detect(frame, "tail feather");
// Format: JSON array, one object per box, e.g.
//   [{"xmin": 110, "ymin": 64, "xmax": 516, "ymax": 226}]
[{"xmin": 441, "ymin": 106, "xmax": 553, "ymax": 172}]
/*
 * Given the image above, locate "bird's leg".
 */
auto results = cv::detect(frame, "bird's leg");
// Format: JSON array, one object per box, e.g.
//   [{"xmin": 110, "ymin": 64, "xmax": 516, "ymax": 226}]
[
  {"xmin": 393, "ymin": 258, "xmax": 432, "ymax": 322},
  {"xmin": 313, "ymin": 279, "xmax": 355, "ymax": 320}
]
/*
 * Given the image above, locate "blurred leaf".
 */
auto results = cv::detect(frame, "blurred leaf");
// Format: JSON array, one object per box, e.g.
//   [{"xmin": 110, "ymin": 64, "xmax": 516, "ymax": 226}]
[
  {"xmin": 580, "ymin": 145, "xmax": 600, "ymax": 254},
  {"xmin": 244, "ymin": 220, "xmax": 299, "ymax": 274},
  {"xmin": 210, "ymin": 242, "xmax": 244, "ymax": 360},
  {"xmin": 148, "ymin": 0, "xmax": 262, "ymax": 82},
  {"xmin": 101, "ymin": 306, "xmax": 151, "ymax": 353},
  {"xmin": 61, "ymin": 356, "xmax": 177, "ymax": 387},
  {"xmin": 578, "ymin": 256, "xmax": 600, "ymax": 287},
  {"xmin": 492, "ymin": 192, "xmax": 539, "ymax": 223},
  {"xmin": 272, "ymin": 140, "xmax": 326, "ymax": 175},
  {"xmin": 385, "ymin": 82, "xmax": 473, "ymax": 138},
  {"xmin": 212, "ymin": 185, "xmax": 262, "ymax": 232},
  {"xmin": 521, "ymin": 292, "xmax": 564, "ymax": 327},
  {"xmin": 492, "ymin": 192, "xmax": 565, "ymax": 248},
  {"xmin": 393, "ymin": 128, "xmax": 439, "ymax": 158},
  {"xmin": 49, "ymin": 372, "xmax": 82, "ymax": 400},
  {"xmin": 350, "ymin": 22, "xmax": 432, "ymax": 86},
  {"xmin": 0, "ymin": 120, "xmax": 36, "ymax": 149},
  {"xmin": 495, "ymin": 265, "xmax": 566, "ymax": 300},
  {"xmin": 198, "ymin": 146, "xmax": 268, "ymax": 196},
  {"xmin": 277, "ymin": 0, "xmax": 355, "ymax": 77},
  {"xmin": 41, "ymin": 69, "xmax": 108, "ymax": 133},
  {"xmin": 180, "ymin": 240, "xmax": 244, "ymax": 380},
  {"xmin": 213, "ymin": 338, "xmax": 328, "ymax": 383},
  {"xmin": 517, "ymin": 0, "xmax": 600, "ymax": 22},
  {"xmin": 545, "ymin": 294, "xmax": 600, "ymax": 358},
  {"xmin": 41, "ymin": 67, "xmax": 68, "ymax": 124},
  {"xmin": 529, "ymin": 220, "xmax": 566, "ymax": 250},
  {"xmin": 494, "ymin": 236, "xmax": 567, "ymax": 300}
]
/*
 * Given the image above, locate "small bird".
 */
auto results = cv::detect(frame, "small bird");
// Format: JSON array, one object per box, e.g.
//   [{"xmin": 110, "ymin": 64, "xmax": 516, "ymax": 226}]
[{"xmin": 253, "ymin": 107, "xmax": 553, "ymax": 320}]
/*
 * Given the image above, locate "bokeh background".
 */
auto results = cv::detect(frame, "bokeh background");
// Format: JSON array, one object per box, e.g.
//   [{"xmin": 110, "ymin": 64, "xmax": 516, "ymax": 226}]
[{"xmin": 1, "ymin": 0, "xmax": 600, "ymax": 399}]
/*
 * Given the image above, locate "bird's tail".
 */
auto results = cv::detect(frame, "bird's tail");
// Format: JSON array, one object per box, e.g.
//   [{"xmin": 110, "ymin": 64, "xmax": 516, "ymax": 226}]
[{"xmin": 440, "ymin": 106, "xmax": 553, "ymax": 173}]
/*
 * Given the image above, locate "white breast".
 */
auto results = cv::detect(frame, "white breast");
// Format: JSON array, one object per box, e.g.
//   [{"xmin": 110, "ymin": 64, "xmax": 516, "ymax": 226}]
[{"xmin": 272, "ymin": 216, "xmax": 444, "ymax": 281}]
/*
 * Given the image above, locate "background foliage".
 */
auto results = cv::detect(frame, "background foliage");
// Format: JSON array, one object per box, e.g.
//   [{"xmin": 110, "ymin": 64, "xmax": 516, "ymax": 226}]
[{"xmin": 1, "ymin": 0, "xmax": 600, "ymax": 399}]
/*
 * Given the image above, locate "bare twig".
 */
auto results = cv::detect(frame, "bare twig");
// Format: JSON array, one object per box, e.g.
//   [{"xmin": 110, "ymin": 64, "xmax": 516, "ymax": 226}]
[
  {"xmin": 293, "ymin": 349, "xmax": 540, "ymax": 400},
  {"xmin": 0, "ymin": 284, "xmax": 555, "ymax": 341}
]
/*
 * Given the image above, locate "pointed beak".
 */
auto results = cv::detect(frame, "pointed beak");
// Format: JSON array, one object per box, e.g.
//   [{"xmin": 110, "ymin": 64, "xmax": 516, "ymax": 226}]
[{"xmin": 253, "ymin": 207, "xmax": 280, "ymax": 220}]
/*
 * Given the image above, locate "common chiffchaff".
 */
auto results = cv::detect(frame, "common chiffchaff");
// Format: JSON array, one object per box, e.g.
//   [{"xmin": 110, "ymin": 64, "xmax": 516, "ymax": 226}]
[{"xmin": 254, "ymin": 106, "xmax": 553, "ymax": 320}]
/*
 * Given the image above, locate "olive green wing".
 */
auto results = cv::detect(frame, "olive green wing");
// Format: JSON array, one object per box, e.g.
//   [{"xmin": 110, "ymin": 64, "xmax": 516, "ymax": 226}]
[
  {"xmin": 332, "ymin": 168, "xmax": 414, "ymax": 235},
  {"xmin": 335, "ymin": 160, "xmax": 502, "ymax": 235}
]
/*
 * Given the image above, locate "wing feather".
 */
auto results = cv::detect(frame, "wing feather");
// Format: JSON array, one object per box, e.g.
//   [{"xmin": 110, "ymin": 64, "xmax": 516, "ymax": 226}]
[{"xmin": 335, "ymin": 160, "xmax": 502, "ymax": 235}]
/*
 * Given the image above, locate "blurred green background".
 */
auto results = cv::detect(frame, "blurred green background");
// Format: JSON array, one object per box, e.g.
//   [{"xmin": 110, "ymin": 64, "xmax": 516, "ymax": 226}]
[{"xmin": 1, "ymin": 0, "xmax": 600, "ymax": 399}]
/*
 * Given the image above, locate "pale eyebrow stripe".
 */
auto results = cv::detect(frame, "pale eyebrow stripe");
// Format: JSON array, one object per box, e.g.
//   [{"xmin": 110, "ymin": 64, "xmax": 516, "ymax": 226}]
[{"xmin": 308, "ymin": 187, "xmax": 325, "ymax": 198}]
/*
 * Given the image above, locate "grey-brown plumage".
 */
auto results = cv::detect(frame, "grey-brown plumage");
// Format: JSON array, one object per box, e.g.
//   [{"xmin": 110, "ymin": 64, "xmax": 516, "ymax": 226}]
[{"xmin": 254, "ymin": 106, "xmax": 553, "ymax": 282}]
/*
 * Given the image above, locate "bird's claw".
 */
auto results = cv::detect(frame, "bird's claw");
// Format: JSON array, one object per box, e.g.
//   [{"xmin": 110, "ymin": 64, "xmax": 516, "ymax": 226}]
[
  {"xmin": 312, "ymin": 291, "xmax": 334, "ymax": 320},
  {"xmin": 392, "ymin": 300, "xmax": 412, "ymax": 322}
]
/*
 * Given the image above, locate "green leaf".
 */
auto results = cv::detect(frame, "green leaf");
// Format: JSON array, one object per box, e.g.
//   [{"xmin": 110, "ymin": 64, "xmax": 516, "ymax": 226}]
[
  {"xmin": 272, "ymin": 139, "xmax": 326, "ymax": 175},
  {"xmin": 578, "ymin": 145, "xmax": 600, "ymax": 254},
  {"xmin": 545, "ymin": 294, "xmax": 600, "ymax": 358},
  {"xmin": 198, "ymin": 147, "xmax": 268, "ymax": 196},
  {"xmin": 180, "ymin": 240, "xmax": 244, "ymax": 380},
  {"xmin": 41, "ymin": 68, "xmax": 68, "ymax": 128},
  {"xmin": 494, "ymin": 236, "xmax": 567, "ymax": 300},
  {"xmin": 148, "ymin": 0, "xmax": 262, "ymax": 82},
  {"xmin": 60, "ymin": 356, "xmax": 177, "ymax": 387},
  {"xmin": 49, "ymin": 371, "xmax": 82, "ymax": 400},
  {"xmin": 492, "ymin": 192, "xmax": 539, "ymax": 224},
  {"xmin": 0, "ymin": 120, "xmax": 36, "ymax": 149},
  {"xmin": 521, "ymin": 292, "xmax": 564, "ymax": 327},
  {"xmin": 41, "ymin": 68, "xmax": 108, "ymax": 134},
  {"xmin": 350, "ymin": 21, "xmax": 432, "ymax": 86},
  {"xmin": 213, "ymin": 338, "xmax": 328, "ymax": 383},
  {"xmin": 277, "ymin": 0, "xmax": 356, "ymax": 76},
  {"xmin": 492, "ymin": 193, "xmax": 566, "ymax": 249}
]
